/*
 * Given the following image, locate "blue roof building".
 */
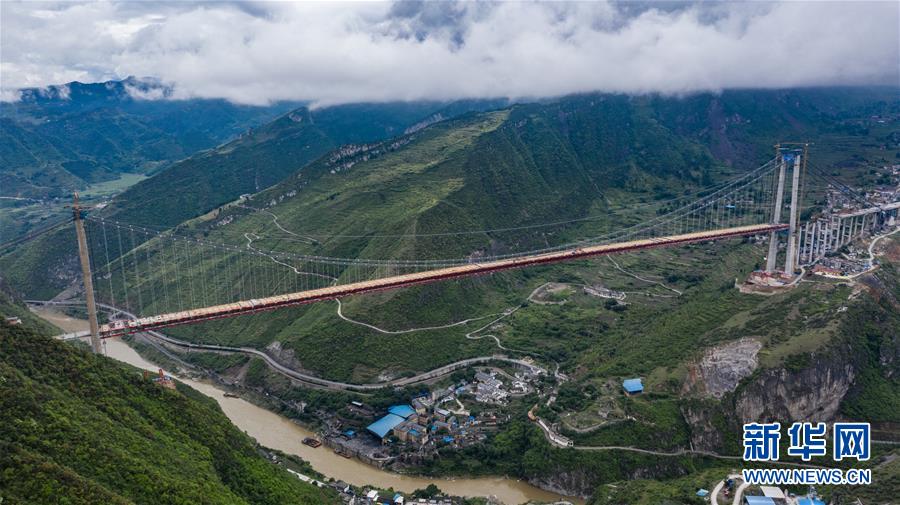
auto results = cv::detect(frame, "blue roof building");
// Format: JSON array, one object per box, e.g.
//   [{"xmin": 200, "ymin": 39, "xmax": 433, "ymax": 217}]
[
  {"xmin": 622, "ymin": 378, "xmax": 643, "ymax": 394},
  {"xmin": 388, "ymin": 404, "xmax": 417, "ymax": 419},
  {"xmin": 696, "ymin": 489, "xmax": 709, "ymax": 497},
  {"xmin": 744, "ymin": 497, "xmax": 776, "ymax": 505},
  {"xmin": 366, "ymin": 414, "xmax": 406, "ymax": 439},
  {"xmin": 798, "ymin": 499, "xmax": 826, "ymax": 505}
]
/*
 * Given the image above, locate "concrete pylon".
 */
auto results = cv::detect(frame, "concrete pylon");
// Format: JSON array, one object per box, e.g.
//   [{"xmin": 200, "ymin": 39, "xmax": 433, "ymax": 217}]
[
  {"xmin": 784, "ymin": 153, "xmax": 803, "ymax": 274},
  {"xmin": 73, "ymin": 194, "xmax": 103, "ymax": 354},
  {"xmin": 765, "ymin": 154, "xmax": 788, "ymax": 272}
]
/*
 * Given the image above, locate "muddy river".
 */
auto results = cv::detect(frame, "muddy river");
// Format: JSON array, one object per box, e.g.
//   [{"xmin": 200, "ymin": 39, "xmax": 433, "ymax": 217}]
[{"xmin": 31, "ymin": 307, "xmax": 581, "ymax": 504}]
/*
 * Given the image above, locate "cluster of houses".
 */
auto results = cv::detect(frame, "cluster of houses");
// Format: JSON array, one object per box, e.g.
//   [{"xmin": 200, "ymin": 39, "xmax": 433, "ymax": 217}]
[
  {"xmin": 320, "ymin": 365, "xmax": 542, "ymax": 469},
  {"xmin": 473, "ymin": 371, "xmax": 510, "ymax": 403},
  {"xmin": 324, "ymin": 377, "xmax": 524, "ymax": 467},
  {"xmin": 473, "ymin": 368, "xmax": 533, "ymax": 403},
  {"xmin": 366, "ymin": 402, "xmax": 477, "ymax": 448},
  {"xmin": 362, "ymin": 367, "xmax": 542, "ymax": 448}
]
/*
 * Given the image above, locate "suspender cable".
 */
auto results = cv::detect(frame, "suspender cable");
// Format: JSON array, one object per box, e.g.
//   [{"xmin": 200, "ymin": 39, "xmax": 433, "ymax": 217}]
[
  {"xmin": 143, "ymin": 230, "xmax": 157, "ymax": 314},
  {"xmin": 116, "ymin": 225, "xmax": 129, "ymax": 312},
  {"xmin": 159, "ymin": 232, "xmax": 171, "ymax": 314},
  {"xmin": 101, "ymin": 220, "xmax": 116, "ymax": 308},
  {"xmin": 128, "ymin": 227, "xmax": 143, "ymax": 315}
]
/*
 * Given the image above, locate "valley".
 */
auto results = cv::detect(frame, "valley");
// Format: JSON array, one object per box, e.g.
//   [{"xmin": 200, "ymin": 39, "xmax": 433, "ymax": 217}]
[{"xmin": 4, "ymin": 87, "xmax": 899, "ymax": 504}]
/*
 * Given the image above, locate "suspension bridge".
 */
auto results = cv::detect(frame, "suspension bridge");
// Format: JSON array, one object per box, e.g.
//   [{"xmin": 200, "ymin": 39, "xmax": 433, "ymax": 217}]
[{"xmin": 62, "ymin": 145, "xmax": 898, "ymax": 353}]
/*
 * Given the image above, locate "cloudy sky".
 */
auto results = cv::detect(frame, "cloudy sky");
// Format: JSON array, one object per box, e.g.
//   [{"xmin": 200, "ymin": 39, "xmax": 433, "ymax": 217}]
[{"xmin": 2, "ymin": 1, "xmax": 898, "ymax": 105}]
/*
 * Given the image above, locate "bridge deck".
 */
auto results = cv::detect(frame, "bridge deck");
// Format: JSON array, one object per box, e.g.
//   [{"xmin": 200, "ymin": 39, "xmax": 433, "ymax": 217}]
[
  {"xmin": 100, "ymin": 223, "xmax": 787, "ymax": 338},
  {"xmin": 837, "ymin": 200, "xmax": 900, "ymax": 218}
]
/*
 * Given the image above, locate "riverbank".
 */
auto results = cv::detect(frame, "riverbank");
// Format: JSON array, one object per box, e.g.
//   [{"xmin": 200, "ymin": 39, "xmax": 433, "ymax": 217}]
[{"xmin": 31, "ymin": 306, "xmax": 581, "ymax": 505}]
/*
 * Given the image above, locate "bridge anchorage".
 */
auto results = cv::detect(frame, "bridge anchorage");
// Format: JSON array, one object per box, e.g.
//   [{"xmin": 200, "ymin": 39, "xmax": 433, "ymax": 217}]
[{"xmin": 64, "ymin": 146, "xmax": 897, "ymax": 351}]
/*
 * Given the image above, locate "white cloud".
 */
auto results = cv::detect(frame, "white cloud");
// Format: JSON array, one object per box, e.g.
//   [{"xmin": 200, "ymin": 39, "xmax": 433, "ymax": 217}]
[{"xmin": 1, "ymin": 1, "xmax": 897, "ymax": 105}]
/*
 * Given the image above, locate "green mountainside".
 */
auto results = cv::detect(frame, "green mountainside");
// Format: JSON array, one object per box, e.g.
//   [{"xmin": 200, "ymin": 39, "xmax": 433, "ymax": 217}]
[
  {"xmin": 103, "ymin": 99, "xmax": 507, "ymax": 227},
  {"xmin": 1, "ymin": 80, "xmax": 302, "ymax": 198},
  {"xmin": 0, "ymin": 318, "xmax": 335, "ymax": 505},
  {"xmin": 0, "ymin": 98, "xmax": 503, "ymax": 297},
  {"xmin": 649, "ymin": 87, "xmax": 899, "ymax": 167}
]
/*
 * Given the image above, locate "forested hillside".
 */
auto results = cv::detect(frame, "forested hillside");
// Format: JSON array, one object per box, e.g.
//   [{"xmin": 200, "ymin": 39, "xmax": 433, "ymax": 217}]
[
  {"xmin": 1, "ymin": 78, "xmax": 301, "ymax": 198},
  {"xmin": 0, "ymin": 320, "xmax": 336, "ymax": 504}
]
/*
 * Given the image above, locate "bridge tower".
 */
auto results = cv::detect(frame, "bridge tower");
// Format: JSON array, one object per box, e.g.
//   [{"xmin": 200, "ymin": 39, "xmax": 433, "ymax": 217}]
[
  {"xmin": 765, "ymin": 147, "xmax": 788, "ymax": 272},
  {"xmin": 765, "ymin": 143, "xmax": 808, "ymax": 275},
  {"xmin": 72, "ymin": 194, "xmax": 103, "ymax": 354},
  {"xmin": 784, "ymin": 145, "xmax": 807, "ymax": 275}
]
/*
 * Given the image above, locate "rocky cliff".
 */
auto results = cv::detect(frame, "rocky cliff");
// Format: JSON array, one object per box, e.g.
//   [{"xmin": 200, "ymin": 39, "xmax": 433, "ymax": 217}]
[{"xmin": 734, "ymin": 349, "xmax": 856, "ymax": 423}]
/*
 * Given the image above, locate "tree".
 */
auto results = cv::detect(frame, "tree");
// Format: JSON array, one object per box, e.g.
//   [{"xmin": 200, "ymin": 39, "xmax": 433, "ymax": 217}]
[{"xmin": 412, "ymin": 484, "xmax": 442, "ymax": 499}]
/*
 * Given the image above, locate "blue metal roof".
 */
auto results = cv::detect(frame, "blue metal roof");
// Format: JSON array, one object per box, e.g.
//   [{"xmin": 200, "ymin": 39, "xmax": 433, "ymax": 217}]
[
  {"xmin": 745, "ymin": 497, "xmax": 776, "ymax": 505},
  {"xmin": 367, "ymin": 414, "xmax": 406, "ymax": 438},
  {"xmin": 622, "ymin": 378, "xmax": 643, "ymax": 393},
  {"xmin": 798, "ymin": 499, "xmax": 825, "ymax": 505},
  {"xmin": 388, "ymin": 404, "xmax": 416, "ymax": 419},
  {"xmin": 696, "ymin": 489, "xmax": 709, "ymax": 497}
]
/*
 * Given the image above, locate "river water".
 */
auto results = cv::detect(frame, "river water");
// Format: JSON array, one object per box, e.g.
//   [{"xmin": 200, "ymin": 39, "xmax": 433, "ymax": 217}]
[{"xmin": 32, "ymin": 307, "xmax": 581, "ymax": 505}]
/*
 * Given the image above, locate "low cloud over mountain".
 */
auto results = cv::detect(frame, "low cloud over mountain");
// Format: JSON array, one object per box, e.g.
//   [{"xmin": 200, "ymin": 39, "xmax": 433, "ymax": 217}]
[{"xmin": 2, "ymin": 1, "xmax": 897, "ymax": 105}]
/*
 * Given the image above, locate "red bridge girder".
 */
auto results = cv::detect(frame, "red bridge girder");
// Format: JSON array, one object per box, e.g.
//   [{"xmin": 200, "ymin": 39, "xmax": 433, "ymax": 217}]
[{"xmin": 100, "ymin": 223, "xmax": 787, "ymax": 338}]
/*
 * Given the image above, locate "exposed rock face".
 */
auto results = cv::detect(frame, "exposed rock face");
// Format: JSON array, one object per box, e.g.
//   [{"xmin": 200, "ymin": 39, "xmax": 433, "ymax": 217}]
[
  {"xmin": 528, "ymin": 460, "xmax": 692, "ymax": 500},
  {"xmin": 681, "ymin": 402, "xmax": 725, "ymax": 451},
  {"xmin": 265, "ymin": 340, "xmax": 305, "ymax": 371},
  {"xmin": 682, "ymin": 342, "xmax": 857, "ymax": 452},
  {"xmin": 735, "ymin": 350, "xmax": 855, "ymax": 423},
  {"xmin": 683, "ymin": 338, "xmax": 762, "ymax": 398},
  {"xmin": 529, "ymin": 468, "xmax": 597, "ymax": 500}
]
